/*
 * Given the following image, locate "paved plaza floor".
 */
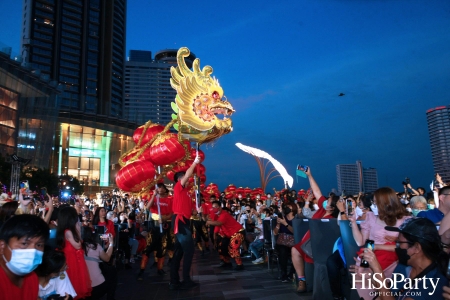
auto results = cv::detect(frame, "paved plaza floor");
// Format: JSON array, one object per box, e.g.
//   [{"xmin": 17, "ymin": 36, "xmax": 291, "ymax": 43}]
[{"xmin": 114, "ymin": 249, "xmax": 314, "ymax": 300}]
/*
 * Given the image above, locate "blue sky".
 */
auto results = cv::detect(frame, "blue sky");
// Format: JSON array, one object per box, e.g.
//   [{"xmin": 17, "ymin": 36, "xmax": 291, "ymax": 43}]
[{"xmin": 1, "ymin": 0, "xmax": 450, "ymax": 193}]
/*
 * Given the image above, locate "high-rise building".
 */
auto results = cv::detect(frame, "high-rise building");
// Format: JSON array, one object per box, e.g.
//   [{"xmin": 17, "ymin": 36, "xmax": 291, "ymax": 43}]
[
  {"xmin": 21, "ymin": 0, "xmax": 126, "ymax": 117},
  {"xmin": 336, "ymin": 161, "xmax": 378, "ymax": 195},
  {"xmin": 124, "ymin": 49, "xmax": 195, "ymax": 126},
  {"xmin": 426, "ymin": 106, "xmax": 450, "ymax": 182},
  {"xmin": 19, "ymin": 0, "xmax": 136, "ymax": 192}
]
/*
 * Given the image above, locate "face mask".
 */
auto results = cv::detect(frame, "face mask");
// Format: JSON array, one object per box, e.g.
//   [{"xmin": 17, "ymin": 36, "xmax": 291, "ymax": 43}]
[
  {"xmin": 238, "ymin": 195, "xmax": 242, "ymax": 199},
  {"xmin": 283, "ymin": 208, "xmax": 291, "ymax": 215},
  {"xmin": 120, "ymin": 216, "xmax": 125, "ymax": 221},
  {"xmin": 261, "ymin": 213, "xmax": 266, "ymax": 219},
  {"xmin": 322, "ymin": 200, "xmax": 328, "ymax": 209},
  {"xmin": 139, "ymin": 202, "xmax": 144, "ymax": 210},
  {"xmin": 428, "ymin": 204, "xmax": 435, "ymax": 209},
  {"xmin": 355, "ymin": 206, "xmax": 364, "ymax": 217},
  {"xmin": 370, "ymin": 204, "xmax": 378, "ymax": 216},
  {"xmin": 313, "ymin": 204, "xmax": 319, "ymax": 210},
  {"xmin": 113, "ymin": 217, "xmax": 118, "ymax": 223},
  {"xmin": 3, "ymin": 246, "xmax": 43, "ymax": 276},
  {"xmin": 212, "ymin": 207, "xmax": 220, "ymax": 214},
  {"xmin": 395, "ymin": 247, "xmax": 411, "ymax": 265},
  {"xmin": 411, "ymin": 209, "xmax": 425, "ymax": 217},
  {"xmin": 85, "ymin": 201, "xmax": 90, "ymax": 206},
  {"xmin": 256, "ymin": 196, "xmax": 260, "ymax": 200}
]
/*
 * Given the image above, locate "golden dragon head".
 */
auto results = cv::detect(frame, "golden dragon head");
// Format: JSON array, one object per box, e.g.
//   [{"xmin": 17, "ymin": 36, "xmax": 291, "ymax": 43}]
[{"xmin": 170, "ymin": 47, "xmax": 235, "ymax": 144}]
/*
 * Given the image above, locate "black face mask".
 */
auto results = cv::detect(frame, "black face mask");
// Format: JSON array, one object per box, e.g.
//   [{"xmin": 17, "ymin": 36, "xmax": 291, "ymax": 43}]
[
  {"xmin": 395, "ymin": 247, "xmax": 411, "ymax": 265},
  {"xmin": 283, "ymin": 208, "xmax": 292, "ymax": 215}
]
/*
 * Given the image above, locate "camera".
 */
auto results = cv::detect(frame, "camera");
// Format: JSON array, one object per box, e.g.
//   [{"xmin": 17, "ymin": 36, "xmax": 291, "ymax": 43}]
[{"xmin": 402, "ymin": 177, "xmax": 410, "ymax": 186}]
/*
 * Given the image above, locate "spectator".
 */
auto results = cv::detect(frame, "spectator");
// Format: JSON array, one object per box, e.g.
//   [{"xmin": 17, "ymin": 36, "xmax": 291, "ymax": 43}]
[
  {"xmin": 354, "ymin": 217, "xmax": 448, "ymax": 299},
  {"xmin": 291, "ymin": 167, "xmax": 339, "ymax": 292},
  {"xmin": 410, "ymin": 195, "xmax": 427, "ymax": 217},
  {"xmin": 35, "ymin": 247, "xmax": 77, "ymax": 299},
  {"xmin": 56, "ymin": 206, "xmax": 92, "ymax": 299},
  {"xmin": 349, "ymin": 187, "xmax": 410, "ymax": 299},
  {"xmin": 0, "ymin": 201, "xmax": 19, "ymax": 227},
  {"xmin": 0, "ymin": 214, "xmax": 49, "ymax": 300},
  {"xmin": 82, "ymin": 227, "xmax": 117, "ymax": 300},
  {"xmin": 274, "ymin": 203, "xmax": 296, "ymax": 282},
  {"xmin": 417, "ymin": 185, "xmax": 450, "ymax": 223},
  {"xmin": 355, "ymin": 194, "xmax": 372, "ymax": 221},
  {"xmin": 92, "ymin": 207, "xmax": 116, "ymax": 238}
]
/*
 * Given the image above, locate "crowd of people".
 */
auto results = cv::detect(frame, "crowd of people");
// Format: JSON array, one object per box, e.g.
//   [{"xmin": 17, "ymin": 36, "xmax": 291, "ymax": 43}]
[{"xmin": 2, "ymin": 165, "xmax": 450, "ymax": 299}]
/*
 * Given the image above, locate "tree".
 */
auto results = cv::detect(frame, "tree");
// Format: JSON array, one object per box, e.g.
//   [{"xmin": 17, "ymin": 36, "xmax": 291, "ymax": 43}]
[{"xmin": 21, "ymin": 167, "xmax": 59, "ymax": 196}]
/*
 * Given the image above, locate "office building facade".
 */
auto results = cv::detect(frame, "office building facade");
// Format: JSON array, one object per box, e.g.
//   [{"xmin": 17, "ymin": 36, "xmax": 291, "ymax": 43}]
[
  {"xmin": 426, "ymin": 106, "xmax": 450, "ymax": 182},
  {"xmin": 336, "ymin": 160, "xmax": 378, "ymax": 195},
  {"xmin": 19, "ymin": 0, "xmax": 136, "ymax": 191},
  {"xmin": 124, "ymin": 49, "xmax": 195, "ymax": 126}
]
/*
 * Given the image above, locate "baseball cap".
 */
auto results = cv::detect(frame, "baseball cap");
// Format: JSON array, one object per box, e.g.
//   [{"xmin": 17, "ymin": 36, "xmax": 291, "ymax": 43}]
[{"xmin": 385, "ymin": 217, "xmax": 440, "ymax": 244}]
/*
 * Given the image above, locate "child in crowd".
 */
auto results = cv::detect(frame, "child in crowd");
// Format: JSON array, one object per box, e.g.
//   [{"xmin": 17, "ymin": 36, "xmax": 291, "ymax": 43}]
[{"xmin": 56, "ymin": 206, "xmax": 92, "ymax": 299}]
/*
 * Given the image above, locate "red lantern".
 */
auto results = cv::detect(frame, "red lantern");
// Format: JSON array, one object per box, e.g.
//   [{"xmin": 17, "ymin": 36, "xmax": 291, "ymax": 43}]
[
  {"xmin": 236, "ymin": 187, "xmax": 244, "ymax": 195},
  {"xmin": 189, "ymin": 148, "xmax": 205, "ymax": 163},
  {"xmin": 150, "ymin": 133, "xmax": 187, "ymax": 166},
  {"xmin": 225, "ymin": 184, "xmax": 236, "ymax": 193},
  {"xmin": 115, "ymin": 160, "xmax": 156, "ymax": 193},
  {"xmin": 133, "ymin": 123, "xmax": 165, "ymax": 145},
  {"xmin": 244, "ymin": 187, "xmax": 252, "ymax": 196},
  {"xmin": 166, "ymin": 170, "xmax": 175, "ymax": 181}
]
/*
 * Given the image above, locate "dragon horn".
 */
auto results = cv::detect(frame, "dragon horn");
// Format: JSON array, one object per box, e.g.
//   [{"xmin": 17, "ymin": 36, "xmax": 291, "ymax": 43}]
[{"xmin": 176, "ymin": 47, "xmax": 192, "ymax": 78}]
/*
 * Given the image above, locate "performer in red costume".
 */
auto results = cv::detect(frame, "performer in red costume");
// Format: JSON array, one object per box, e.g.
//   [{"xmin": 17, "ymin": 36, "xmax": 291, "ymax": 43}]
[
  {"xmin": 207, "ymin": 201, "xmax": 245, "ymax": 271},
  {"xmin": 138, "ymin": 183, "xmax": 174, "ymax": 279},
  {"xmin": 169, "ymin": 155, "xmax": 200, "ymax": 290}
]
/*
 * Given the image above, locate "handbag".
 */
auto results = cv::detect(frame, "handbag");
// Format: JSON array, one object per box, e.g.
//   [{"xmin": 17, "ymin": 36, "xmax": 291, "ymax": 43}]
[
  {"xmin": 276, "ymin": 232, "xmax": 295, "ymax": 247},
  {"xmin": 301, "ymin": 239, "xmax": 313, "ymax": 258}
]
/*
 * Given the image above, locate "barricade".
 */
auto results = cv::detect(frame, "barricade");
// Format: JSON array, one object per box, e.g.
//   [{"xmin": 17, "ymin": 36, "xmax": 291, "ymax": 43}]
[
  {"xmin": 339, "ymin": 220, "xmax": 363, "ymax": 300},
  {"xmin": 309, "ymin": 219, "xmax": 341, "ymax": 299},
  {"xmin": 292, "ymin": 218, "xmax": 313, "ymax": 292},
  {"xmin": 262, "ymin": 218, "xmax": 278, "ymax": 272}
]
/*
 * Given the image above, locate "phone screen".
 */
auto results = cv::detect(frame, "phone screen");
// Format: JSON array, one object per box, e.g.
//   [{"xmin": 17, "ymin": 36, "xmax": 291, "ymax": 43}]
[
  {"xmin": 41, "ymin": 189, "xmax": 46, "ymax": 196},
  {"xmin": 346, "ymin": 200, "xmax": 353, "ymax": 215}
]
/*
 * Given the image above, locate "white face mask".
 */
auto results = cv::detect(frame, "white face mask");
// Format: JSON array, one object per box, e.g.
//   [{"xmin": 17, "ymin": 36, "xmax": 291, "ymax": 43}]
[
  {"xmin": 3, "ymin": 246, "xmax": 43, "ymax": 276},
  {"xmin": 85, "ymin": 201, "xmax": 90, "ymax": 206},
  {"xmin": 120, "ymin": 216, "xmax": 125, "ymax": 221},
  {"xmin": 113, "ymin": 217, "xmax": 118, "ymax": 223},
  {"xmin": 139, "ymin": 202, "xmax": 144, "ymax": 210},
  {"xmin": 313, "ymin": 204, "xmax": 319, "ymax": 210},
  {"xmin": 370, "ymin": 204, "xmax": 378, "ymax": 216},
  {"xmin": 355, "ymin": 206, "xmax": 364, "ymax": 217}
]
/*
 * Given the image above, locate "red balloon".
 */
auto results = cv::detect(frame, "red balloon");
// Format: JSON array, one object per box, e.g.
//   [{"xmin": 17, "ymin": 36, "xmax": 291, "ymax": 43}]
[
  {"xmin": 133, "ymin": 123, "xmax": 165, "ymax": 145},
  {"xmin": 116, "ymin": 160, "xmax": 156, "ymax": 193},
  {"xmin": 150, "ymin": 133, "xmax": 187, "ymax": 166},
  {"xmin": 166, "ymin": 170, "xmax": 175, "ymax": 181}
]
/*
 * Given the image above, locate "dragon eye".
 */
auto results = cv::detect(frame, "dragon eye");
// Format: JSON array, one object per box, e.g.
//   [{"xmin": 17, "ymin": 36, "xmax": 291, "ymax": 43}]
[{"xmin": 212, "ymin": 91, "xmax": 219, "ymax": 99}]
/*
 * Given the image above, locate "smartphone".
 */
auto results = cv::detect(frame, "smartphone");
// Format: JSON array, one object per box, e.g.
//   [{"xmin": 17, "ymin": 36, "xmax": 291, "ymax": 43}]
[
  {"xmin": 297, "ymin": 165, "xmax": 309, "ymax": 173},
  {"xmin": 41, "ymin": 188, "xmax": 47, "ymax": 196},
  {"xmin": 20, "ymin": 180, "xmax": 29, "ymax": 191},
  {"xmin": 84, "ymin": 210, "xmax": 90, "ymax": 216},
  {"xmin": 360, "ymin": 239, "xmax": 374, "ymax": 267},
  {"xmin": 346, "ymin": 199, "xmax": 353, "ymax": 215}
]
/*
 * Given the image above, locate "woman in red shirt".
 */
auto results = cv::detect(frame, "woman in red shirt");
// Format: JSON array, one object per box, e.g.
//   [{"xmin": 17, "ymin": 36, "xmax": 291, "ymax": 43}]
[
  {"xmin": 291, "ymin": 167, "xmax": 339, "ymax": 292},
  {"xmin": 93, "ymin": 207, "xmax": 116, "ymax": 238}
]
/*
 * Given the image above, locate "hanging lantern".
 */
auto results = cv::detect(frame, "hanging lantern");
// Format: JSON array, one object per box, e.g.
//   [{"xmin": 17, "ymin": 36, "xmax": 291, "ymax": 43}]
[
  {"xmin": 150, "ymin": 133, "xmax": 188, "ymax": 166},
  {"xmin": 115, "ymin": 160, "xmax": 156, "ymax": 193},
  {"xmin": 133, "ymin": 123, "xmax": 165, "ymax": 145}
]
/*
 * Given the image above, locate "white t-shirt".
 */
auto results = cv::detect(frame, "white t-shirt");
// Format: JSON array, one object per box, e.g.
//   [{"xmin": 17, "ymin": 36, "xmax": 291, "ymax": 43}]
[{"xmin": 38, "ymin": 271, "xmax": 77, "ymax": 300}]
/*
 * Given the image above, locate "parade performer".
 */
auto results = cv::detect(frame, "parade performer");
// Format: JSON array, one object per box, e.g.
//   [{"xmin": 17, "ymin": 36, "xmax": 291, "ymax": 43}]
[
  {"xmin": 138, "ymin": 183, "xmax": 174, "ymax": 279},
  {"xmin": 169, "ymin": 155, "xmax": 200, "ymax": 290},
  {"xmin": 190, "ymin": 208, "xmax": 210, "ymax": 256},
  {"xmin": 206, "ymin": 201, "xmax": 245, "ymax": 271}
]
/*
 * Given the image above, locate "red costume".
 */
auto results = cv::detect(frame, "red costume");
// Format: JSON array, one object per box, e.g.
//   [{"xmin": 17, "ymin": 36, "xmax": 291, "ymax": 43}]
[{"xmin": 216, "ymin": 210, "xmax": 244, "ymax": 265}]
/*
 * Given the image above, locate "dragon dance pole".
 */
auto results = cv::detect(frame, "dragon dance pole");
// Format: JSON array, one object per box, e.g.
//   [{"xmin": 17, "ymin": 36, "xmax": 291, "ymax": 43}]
[
  {"xmin": 157, "ymin": 166, "xmax": 163, "ymax": 233},
  {"xmin": 195, "ymin": 143, "xmax": 200, "ymax": 210}
]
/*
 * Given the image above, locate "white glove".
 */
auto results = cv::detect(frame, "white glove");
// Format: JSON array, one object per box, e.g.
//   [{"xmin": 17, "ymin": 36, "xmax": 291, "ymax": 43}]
[{"xmin": 194, "ymin": 155, "xmax": 201, "ymax": 164}]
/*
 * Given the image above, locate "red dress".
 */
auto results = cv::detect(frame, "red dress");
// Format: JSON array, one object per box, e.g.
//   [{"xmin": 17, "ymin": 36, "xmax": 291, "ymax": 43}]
[{"xmin": 63, "ymin": 231, "xmax": 92, "ymax": 299}]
